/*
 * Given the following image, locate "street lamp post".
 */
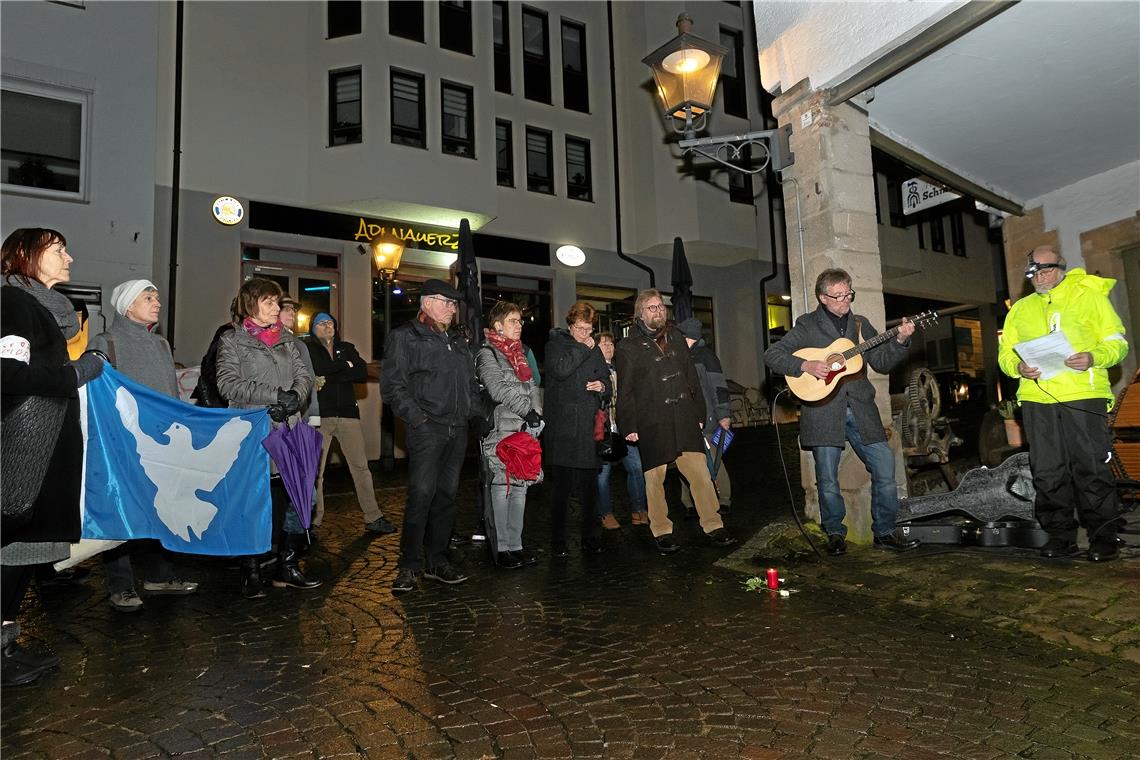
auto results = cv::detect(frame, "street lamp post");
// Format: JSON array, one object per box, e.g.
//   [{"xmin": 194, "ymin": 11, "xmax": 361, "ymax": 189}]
[
  {"xmin": 361, "ymin": 230, "xmax": 406, "ymax": 472},
  {"xmin": 643, "ymin": 13, "xmax": 795, "ymax": 174}
]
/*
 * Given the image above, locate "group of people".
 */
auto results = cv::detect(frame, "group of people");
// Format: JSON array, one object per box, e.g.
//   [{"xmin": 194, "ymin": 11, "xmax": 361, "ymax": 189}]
[
  {"xmin": 0, "ymin": 227, "xmax": 397, "ymax": 686},
  {"xmin": 2, "ymin": 225, "xmax": 1127, "ymax": 687},
  {"xmin": 379, "ymin": 281, "xmax": 741, "ymax": 594}
]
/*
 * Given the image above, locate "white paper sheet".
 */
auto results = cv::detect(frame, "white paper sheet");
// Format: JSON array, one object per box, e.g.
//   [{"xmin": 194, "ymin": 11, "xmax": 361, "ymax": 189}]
[{"xmin": 1014, "ymin": 331, "xmax": 1076, "ymax": 380}]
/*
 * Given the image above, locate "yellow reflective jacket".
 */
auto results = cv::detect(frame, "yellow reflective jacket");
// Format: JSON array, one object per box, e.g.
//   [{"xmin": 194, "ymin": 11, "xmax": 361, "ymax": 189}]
[{"xmin": 998, "ymin": 268, "xmax": 1128, "ymax": 408}]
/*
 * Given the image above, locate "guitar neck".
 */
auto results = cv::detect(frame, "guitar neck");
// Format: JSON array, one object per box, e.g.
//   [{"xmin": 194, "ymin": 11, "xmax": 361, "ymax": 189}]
[{"xmin": 842, "ymin": 325, "xmax": 902, "ymax": 360}]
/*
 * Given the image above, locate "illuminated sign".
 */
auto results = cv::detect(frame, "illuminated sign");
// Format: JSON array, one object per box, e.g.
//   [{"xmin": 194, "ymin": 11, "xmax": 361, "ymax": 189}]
[
  {"xmin": 352, "ymin": 219, "xmax": 458, "ymax": 251},
  {"xmin": 212, "ymin": 196, "xmax": 245, "ymax": 225}
]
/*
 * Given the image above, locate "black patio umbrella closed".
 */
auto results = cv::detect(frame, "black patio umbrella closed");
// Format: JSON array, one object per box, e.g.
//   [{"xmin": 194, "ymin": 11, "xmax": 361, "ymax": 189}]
[
  {"xmin": 670, "ymin": 236, "xmax": 694, "ymax": 324},
  {"xmin": 456, "ymin": 218, "xmax": 482, "ymax": 348}
]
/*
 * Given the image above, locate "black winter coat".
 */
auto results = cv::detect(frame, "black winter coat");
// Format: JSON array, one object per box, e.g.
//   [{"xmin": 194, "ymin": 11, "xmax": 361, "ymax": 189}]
[
  {"xmin": 380, "ymin": 316, "xmax": 475, "ymax": 428},
  {"xmin": 1, "ymin": 286, "xmax": 83, "ymax": 545},
  {"xmin": 614, "ymin": 323, "xmax": 706, "ymax": 471},
  {"xmin": 542, "ymin": 328, "xmax": 610, "ymax": 469},
  {"xmin": 305, "ymin": 335, "xmax": 366, "ymax": 419},
  {"xmin": 763, "ymin": 306, "xmax": 910, "ymax": 448}
]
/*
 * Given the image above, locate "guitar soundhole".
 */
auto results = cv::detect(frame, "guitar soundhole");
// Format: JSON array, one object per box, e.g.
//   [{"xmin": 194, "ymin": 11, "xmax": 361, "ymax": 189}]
[{"xmin": 825, "ymin": 354, "xmax": 845, "ymax": 372}]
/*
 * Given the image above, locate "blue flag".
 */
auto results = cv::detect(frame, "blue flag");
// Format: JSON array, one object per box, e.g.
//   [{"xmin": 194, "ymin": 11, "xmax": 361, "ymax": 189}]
[{"xmin": 81, "ymin": 367, "xmax": 272, "ymax": 555}]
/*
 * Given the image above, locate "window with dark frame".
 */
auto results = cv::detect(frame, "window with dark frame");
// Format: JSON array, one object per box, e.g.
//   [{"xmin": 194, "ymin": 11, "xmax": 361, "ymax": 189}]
[
  {"xmin": 525, "ymin": 127, "xmax": 553, "ymax": 194},
  {"xmin": 1, "ymin": 86, "xmax": 86, "ymax": 197},
  {"xmin": 930, "ymin": 213, "xmax": 946, "ymax": 253},
  {"xmin": 561, "ymin": 20, "xmax": 588, "ymax": 113},
  {"xmin": 719, "ymin": 27, "xmax": 746, "ymax": 118},
  {"xmin": 389, "ymin": 0, "xmax": 424, "ymax": 42},
  {"xmin": 390, "ymin": 69, "xmax": 426, "ymax": 148},
  {"xmin": 328, "ymin": 68, "xmax": 362, "ymax": 146},
  {"xmin": 728, "ymin": 145, "xmax": 753, "ymax": 204},
  {"xmin": 950, "ymin": 211, "xmax": 967, "ymax": 257},
  {"xmin": 887, "ymin": 178, "xmax": 906, "ymax": 227},
  {"xmin": 496, "ymin": 120, "xmax": 514, "ymax": 187},
  {"xmin": 327, "ymin": 0, "xmax": 361, "ymax": 38},
  {"xmin": 522, "ymin": 7, "xmax": 551, "ymax": 104},
  {"xmin": 493, "ymin": 1, "xmax": 511, "ymax": 93},
  {"xmin": 439, "ymin": 1, "xmax": 473, "ymax": 55},
  {"xmin": 440, "ymin": 81, "xmax": 474, "ymax": 157},
  {"xmin": 565, "ymin": 135, "xmax": 592, "ymax": 201}
]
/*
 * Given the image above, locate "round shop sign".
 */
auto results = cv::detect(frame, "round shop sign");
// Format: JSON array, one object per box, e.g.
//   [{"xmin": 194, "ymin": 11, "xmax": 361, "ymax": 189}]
[{"xmin": 212, "ymin": 196, "xmax": 244, "ymax": 226}]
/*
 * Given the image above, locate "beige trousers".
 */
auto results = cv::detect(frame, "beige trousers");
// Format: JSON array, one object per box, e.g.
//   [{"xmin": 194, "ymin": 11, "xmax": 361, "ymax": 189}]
[
  {"xmin": 644, "ymin": 451, "xmax": 724, "ymax": 537},
  {"xmin": 315, "ymin": 416, "xmax": 382, "ymax": 526},
  {"xmin": 681, "ymin": 435, "xmax": 731, "ymax": 508}
]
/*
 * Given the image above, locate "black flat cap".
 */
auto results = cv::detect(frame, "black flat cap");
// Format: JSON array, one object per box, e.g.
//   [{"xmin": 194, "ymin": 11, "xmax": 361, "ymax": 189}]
[{"xmin": 421, "ymin": 278, "xmax": 461, "ymax": 301}]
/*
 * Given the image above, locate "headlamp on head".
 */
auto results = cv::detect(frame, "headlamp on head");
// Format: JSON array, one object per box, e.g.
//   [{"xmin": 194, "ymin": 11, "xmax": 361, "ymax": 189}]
[{"xmin": 1024, "ymin": 261, "xmax": 1063, "ymax": 279}]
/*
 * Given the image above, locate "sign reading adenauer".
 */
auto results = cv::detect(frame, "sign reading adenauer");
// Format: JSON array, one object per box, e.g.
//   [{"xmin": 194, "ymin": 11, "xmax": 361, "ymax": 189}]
[{"xmin": 902, "ymin": 178, "xmax": 960, "ymax": 215}]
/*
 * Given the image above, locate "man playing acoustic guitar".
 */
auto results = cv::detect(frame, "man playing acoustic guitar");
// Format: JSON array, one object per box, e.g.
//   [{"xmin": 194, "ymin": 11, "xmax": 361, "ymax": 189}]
[{"xmin": 765, "ymin": 268, "xmax": 920, "ymax": 555}]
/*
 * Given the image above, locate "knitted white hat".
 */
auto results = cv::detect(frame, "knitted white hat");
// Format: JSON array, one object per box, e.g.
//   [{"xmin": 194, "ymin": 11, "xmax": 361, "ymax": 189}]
[{"xmin": 110, "ymin": 279, "xmax": 157, "ymax": 317}]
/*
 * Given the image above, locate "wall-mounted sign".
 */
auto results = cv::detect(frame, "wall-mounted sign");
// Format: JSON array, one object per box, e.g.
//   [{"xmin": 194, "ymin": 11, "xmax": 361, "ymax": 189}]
[
  {"xmin": 352, "ymin": 218, "xmax": 458, "ymax": 251},
  {"xmin": 246, "ymin": 201, "xmax": 549, "ymax": 266},
  {"xmin": 902, "ymin": 178, "xmax": 959, "ymax": 216},
  {"xmin": 212, "ymin": 196, "xmax": 245, "ymax": 225}
]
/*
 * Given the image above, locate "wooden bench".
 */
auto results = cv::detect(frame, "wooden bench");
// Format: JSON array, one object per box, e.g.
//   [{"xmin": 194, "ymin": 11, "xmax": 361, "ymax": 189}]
[{"xmin": 1109, "ymin": 370, "xmax": 1140, "ymax": 507}]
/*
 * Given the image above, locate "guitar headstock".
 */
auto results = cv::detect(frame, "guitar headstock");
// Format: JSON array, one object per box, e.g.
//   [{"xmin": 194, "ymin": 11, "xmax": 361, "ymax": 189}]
[{"xmin": 909, "ymin": 310, "xmax": 939, "ymax": 330}]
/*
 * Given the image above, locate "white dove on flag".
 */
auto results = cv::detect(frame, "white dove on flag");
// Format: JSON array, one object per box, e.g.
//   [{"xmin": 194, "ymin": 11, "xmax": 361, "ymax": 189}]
[{"xmin": 114, "ymin": 387, "xmax": 251, "ymax": 542}]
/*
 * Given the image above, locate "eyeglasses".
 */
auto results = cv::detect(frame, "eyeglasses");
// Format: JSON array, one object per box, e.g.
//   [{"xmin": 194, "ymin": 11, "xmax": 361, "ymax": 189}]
[
  {"xmin": 821, "ymin": 291, "xmax": 856, "ymax": 302},
  {"xmin": 279, "ymin": 304, "xmax": 297, "ymax": 312},
  {"xmin": 503, "ymin": 317, "xmax": 523, "ymax": 325},
  {"xmin": 1024, "ymin": 262, "xmax": 1062, "ymax": 279},
  {"xmin": 427, "ymin": 295, "xmax": 459, "ymax": 308},
  {"xmin": 644, "ymin": 303, "xmax": 666, "ymax": 313},
  {"xmin": 570, "ymin": 323, "xmax": 593, "ymax": 334}
]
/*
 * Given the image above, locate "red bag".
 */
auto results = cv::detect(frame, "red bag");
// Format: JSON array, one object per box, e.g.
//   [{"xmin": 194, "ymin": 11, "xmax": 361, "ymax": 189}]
[
  {"xmin": 495, "ymin": 431, "xmax": 543, "ymax": 484},
  {"xmin": 593, "ymin": 408, "xmax": 607, "ymax": 442}
]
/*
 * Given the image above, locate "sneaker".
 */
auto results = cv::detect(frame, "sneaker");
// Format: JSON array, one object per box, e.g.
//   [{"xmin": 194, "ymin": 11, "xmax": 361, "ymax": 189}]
[
  {"xmin": 391, "ymin": 568, "xmax": 420, "ymax": 595},
  {"xmin": 366, "ymin": 516, "xmax": 398, "ymax": 535},
  {"xmin": 600, "ymin": 513, "xmax": 621, "ymax": 530},
  {"xmin": 495, "ymin": 552, "xmax": 523, "ymax": 569},
  {"xmin": 630, "ymin": 512, "xmax": 649, "ymax": 526},
  {"xmin": 655, "ymin": 534, "xmax": 680, "ymax": 554},
  {"xmin": 1, "ymin": 642, "xmax": 60, "ymax": 686},
  {"xmin": 423, "ymin": 563, "xmax": 469, "ymax": 585},
  {"xmin": 510, "ymin": 549, "xmax": 538, "ymax": 566},
  {"xmin": 826, "ymin": 534, "xmax": 847, "ymax": 556},
  {"xmin": 109, "ymin": 590, "xmax": 144, "ymax": 612},
  {"xmin": 142, "ymin": 579, "xmax": 199, "ymax": 595}
]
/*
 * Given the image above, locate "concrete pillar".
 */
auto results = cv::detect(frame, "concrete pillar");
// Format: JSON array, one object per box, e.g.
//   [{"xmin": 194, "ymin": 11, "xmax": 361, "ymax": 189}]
[{"xmin": 772, "ymin": 80, "xmax": 903, "ymax": 543}]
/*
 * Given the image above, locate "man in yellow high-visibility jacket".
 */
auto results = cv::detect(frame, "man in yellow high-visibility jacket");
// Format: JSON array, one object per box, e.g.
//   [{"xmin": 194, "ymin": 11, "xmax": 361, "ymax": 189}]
[{"xmin": 999, "ymin": 245, "xmax": 1129, "ymax": 562}]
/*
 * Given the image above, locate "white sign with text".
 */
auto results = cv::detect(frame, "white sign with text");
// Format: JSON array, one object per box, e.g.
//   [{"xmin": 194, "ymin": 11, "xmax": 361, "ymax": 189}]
[{"xmin": 902, "ymin": 178, "xmax": 960, "ymax": 215}]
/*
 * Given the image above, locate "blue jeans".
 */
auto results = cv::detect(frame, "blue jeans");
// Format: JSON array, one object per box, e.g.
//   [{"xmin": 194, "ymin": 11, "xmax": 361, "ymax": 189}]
[
  {"xmin": 812, "ymin": 407, "xmax": 899, "ymax": 538},
  {"xmin": 596, "ymin": 443, "xmax": 647, "ymax": 515}
]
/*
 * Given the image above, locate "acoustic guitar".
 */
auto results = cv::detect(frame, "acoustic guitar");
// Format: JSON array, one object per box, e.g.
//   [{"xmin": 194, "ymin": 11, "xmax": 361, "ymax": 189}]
[{"xmin": 786, "ymin": 310, "xmax": 939, "ymax": 402}]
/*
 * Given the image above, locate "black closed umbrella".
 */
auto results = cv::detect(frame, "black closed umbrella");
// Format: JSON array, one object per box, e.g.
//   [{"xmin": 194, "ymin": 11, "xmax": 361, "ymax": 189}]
[
  {"xmin": 670, "ymin": 236, "xmax": 694, "ymax": 324},
  {"xmin": 456, "ymin": 218, "xmax": 482, "ymax": 348}
]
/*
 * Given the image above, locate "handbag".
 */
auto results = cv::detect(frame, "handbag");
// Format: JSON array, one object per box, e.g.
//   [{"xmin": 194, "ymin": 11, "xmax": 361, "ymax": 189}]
[
  {"xmin": 2, "ymin": 395, "xmax": 68, "ymax": 525},
  {"xmin": 597, "ymin": 431, "xmax": 628, "ymax": 462}
]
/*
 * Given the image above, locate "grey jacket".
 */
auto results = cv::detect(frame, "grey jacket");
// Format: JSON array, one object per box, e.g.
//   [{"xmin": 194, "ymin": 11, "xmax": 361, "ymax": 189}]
[
  {"xmin": 216, "ymin": 324, "xmax": 313, "ymax": 424},
  {"xmin": 764, "ymin": 306, "xmax": 910, "ymax": 448},
  {"xmin": 476, "ymin": 343, "xmax": 543, "ymax": 485},
  {"xmin": 689, "ymin": 341, "xmax": 731, "ymax": 435},
  {"xmin": 89, "ymin": 313, "xmax": 179, "ymax": 398}
]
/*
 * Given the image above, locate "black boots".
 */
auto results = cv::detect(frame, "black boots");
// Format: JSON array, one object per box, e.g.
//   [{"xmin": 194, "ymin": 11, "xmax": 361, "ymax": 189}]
[
  {"xmin": 240, "ymin": 556, "xmax": 266, "ymax": 599},
  {"xmin": 273, "ymin": 534, "xmax": 321, "ymax": 589}
]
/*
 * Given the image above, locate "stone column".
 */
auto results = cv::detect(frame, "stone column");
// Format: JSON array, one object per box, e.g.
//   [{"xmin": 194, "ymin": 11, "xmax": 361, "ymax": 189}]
[{"xmin": 771, "ymin": 80, "xmax": 904, "ymax": 543}]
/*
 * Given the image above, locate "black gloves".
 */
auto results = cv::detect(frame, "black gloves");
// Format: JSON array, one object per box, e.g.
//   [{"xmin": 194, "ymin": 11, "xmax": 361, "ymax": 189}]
[
  {"xmin": 524, "ymin": 409, "xmax": 543, "ymax": 427},
  {"xmin": 268, "ymin": 389, "xmax": 302, "ymax": 422},
  {"xmin": 276, "ymin": 389, "xmax": 302, "ymax": 414},
  {"xmin": 72, "ymin": 351, "xmax": 105, "ymax": 386}
]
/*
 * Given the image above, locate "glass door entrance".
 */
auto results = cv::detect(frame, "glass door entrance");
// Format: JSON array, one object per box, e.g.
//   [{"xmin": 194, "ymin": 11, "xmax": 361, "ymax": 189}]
[{"xmin": 242, "ymin": 247, "xmax": 340, "ymax": 338}]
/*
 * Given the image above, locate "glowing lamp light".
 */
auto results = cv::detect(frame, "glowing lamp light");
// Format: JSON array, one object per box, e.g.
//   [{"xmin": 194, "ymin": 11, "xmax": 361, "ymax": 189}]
[
  {"xmin": 642, "ymin": 13, "xmax": 727, "ymax": 131},
  {"xmin": 555, "ymin": 245, "xmax": 586, "ymax": 267}
]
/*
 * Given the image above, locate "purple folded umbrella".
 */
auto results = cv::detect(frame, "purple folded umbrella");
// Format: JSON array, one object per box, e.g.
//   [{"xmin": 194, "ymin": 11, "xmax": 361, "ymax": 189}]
[{"xmin": 261, "ymin": 421, "xmax": 323, "ymax": 529}]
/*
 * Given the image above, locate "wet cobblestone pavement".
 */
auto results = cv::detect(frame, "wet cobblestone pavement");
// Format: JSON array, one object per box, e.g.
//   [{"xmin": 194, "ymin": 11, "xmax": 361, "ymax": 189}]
[{"xmin": 3, "ymin": 427, "xmax": 1139, "ymax": 759}]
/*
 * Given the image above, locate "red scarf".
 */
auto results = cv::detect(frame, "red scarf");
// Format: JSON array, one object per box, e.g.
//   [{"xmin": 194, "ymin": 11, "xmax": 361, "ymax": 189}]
[
  {"xmin": 242, "ymin": 317, "xmax": 283, "ymax": 347},
  {"xmin": 485, "ymin": 328, "xmax": 532, "ymax": 381}
]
